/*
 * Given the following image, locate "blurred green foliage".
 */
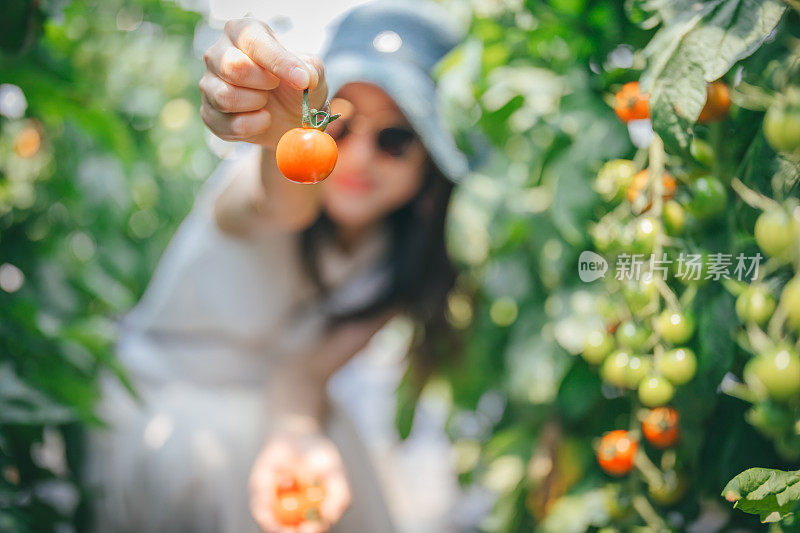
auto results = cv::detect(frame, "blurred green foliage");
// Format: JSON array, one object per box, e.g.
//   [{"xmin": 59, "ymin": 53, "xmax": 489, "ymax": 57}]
[
  {"xmin": 0, "ymin": 0, "xmax": 213, "ymax": 529},
  {"xmin": 432, "ymin": 0, "xmax": 800, "ymax": 531},
  {"xmin": 2, "ymin": 0, "xmax": 800, "ymax": 531}
]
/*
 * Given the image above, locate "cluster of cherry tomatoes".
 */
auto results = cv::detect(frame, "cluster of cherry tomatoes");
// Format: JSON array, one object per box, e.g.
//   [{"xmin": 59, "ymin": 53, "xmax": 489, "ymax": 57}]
[
  {"xmin": 585, "ymin": 76, "xmax": 799, "ymax": 513},
  {"xmin": 731, "ymin": 193, "xmax": 800, "ymax": 458},
  {"xmin": 596, "ymin": 407, "xmax": 685, "ymax": 506},
  {"xmin": 272, "ymin": 475, "xmax": 327, "ymax": 527}
]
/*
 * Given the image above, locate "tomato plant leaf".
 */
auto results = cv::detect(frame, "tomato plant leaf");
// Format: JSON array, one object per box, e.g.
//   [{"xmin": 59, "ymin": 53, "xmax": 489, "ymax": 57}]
[
  {"xmin": 641, "ymin": 0, "xmax": 786, "ymax": 152},
  {"xmin": 722, "ymin": 467, "xmax": 800, "ymax": 523},
  {"xmin": 0, "ymin": 364, "xmax": 75, "ymax": 425}
]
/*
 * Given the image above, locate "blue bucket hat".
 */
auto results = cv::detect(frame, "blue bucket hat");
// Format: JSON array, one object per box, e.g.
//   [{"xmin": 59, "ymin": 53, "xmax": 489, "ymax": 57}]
[{"xmin": 322, "ymin": 0, "xmax": 470, "ymax": 182}]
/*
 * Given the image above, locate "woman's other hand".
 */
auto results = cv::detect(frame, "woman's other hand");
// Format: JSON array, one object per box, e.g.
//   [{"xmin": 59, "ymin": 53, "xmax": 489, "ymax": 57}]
[
  {"xmin": 248, "ymin": 419, "xmax": 351, "ymax": 533},
  {"xmin": 200, "ymin": 18, "xmax": 328, "ymax": 150}
]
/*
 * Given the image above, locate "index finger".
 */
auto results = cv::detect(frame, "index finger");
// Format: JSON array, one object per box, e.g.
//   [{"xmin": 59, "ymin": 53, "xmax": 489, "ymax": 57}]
[{"xmin": 226, "ymin": 19, "xmax": 318, "ymax": 91}]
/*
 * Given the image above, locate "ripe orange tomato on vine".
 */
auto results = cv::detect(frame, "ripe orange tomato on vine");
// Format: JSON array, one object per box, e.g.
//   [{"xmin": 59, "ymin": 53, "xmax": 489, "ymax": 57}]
[
  {"xmin": 276, "ymin": 88, "xmax": 340, "ymax": 184},
  {"xmin": 626, "ymin": 169, "xmax": 676, "ymax": 211},
  {"xmin": 641, "ymin": 407, "xmax": 680, "ymax": 448},
  {"xmin": 597, "ymin": 429, "xmax": 638, "ymax": 476},
  {"xmin": 697, "ymin": 80, "xmax": 731, "ymax": 123},
  {"xmin": 614, "ymin": 81, "xmax": 649, "ymax": 123}
]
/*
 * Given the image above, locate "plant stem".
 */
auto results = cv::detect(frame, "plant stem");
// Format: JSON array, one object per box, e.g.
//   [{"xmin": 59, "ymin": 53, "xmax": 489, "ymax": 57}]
[
  {"xmin": 302, "ymin": 88, "xmax": 310, "ymax": 128},
  {"xmin": 633, "ymin": 494, "xmax": 668, "ymax": 531}
]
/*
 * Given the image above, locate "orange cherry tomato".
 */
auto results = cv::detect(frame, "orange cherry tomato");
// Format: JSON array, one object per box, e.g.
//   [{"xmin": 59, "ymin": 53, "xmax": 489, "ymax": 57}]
[
  {"xmin": 697, "ymin": 81, "xmax": 731, "ymax": 124},
  {"xmin": 276, "ymin": 127, "xmax": 338, "ymax": 184},
  {"xmin": 614, "ymin": 81, "xmax": 650, "ymax": 123},
  {"xmin": 272, "ymin": 476, "xmax": 327, "ymax": 527},
  {"xmin": 14, "ymin": 126, "xmax": 41, "ymax": 158},
  {"xmin": 305, "ymin": 484, "xmax": 326, "ymax": 507},
  {"xmin": 597, "ymin": 429, "xmax": 638, "ymax": 476},
  {"xmin": 273, "ymin": 490, "xmax": 308, "ymax": 527},
  {"xmin": 641, "ymin": 407, "xmax": 680, "ymax": 448},
  {"xmin": 626, "ymin": 170, "xmax": 677, "ymax": 211}
]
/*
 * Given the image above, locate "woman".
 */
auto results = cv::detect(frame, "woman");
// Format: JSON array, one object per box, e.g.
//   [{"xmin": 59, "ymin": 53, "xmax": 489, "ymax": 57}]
[{"xmin": 85, "ymin": 1, "xmax": 469, "ymax": 532}]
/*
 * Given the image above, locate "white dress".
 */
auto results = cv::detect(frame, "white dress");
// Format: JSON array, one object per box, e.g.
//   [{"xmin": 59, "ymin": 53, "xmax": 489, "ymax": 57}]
[{"xmin": 85, "ymin": 145, "xmax": 397, "ymax": 533}]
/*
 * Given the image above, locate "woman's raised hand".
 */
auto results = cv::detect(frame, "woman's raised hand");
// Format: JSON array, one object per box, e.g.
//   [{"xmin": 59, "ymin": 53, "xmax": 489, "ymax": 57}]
[
  {"xmin": 200, "ymin": 18, "xmax": 328, "ymax": 150},
  {"xmin": 248, "ymin": 425, "xmax": 351, "ymax": 533}
]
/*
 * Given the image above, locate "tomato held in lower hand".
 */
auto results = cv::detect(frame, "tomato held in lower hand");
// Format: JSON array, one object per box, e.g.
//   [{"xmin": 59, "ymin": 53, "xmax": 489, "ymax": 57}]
[
  {"xmin": 597, "ymin": 430, "xmax": 638, "ymax": 476},
  {"xmin": 272, "ymin": 476, "xmax": 327, "ymax": 527},
  {"xmin": 641, "ymin": 407, "xmax": 680, "ymax": 448},
  {"xmin": 273, "ymin": 489, "xmax": 308, "ymax": 527},
  {"xmin": 276, "ymin": 87, "xmax": 341, "ymax": 184}
]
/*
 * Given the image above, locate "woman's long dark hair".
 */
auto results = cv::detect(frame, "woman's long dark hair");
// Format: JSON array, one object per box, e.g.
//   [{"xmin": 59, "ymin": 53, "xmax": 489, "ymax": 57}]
[{"xmin": 299, "ymin": 161, "xmax": 461, "ymax": 371}]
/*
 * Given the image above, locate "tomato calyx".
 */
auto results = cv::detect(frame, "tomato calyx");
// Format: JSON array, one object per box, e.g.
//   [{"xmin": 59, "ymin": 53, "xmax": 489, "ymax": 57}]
[{"xmin": 301, "ymin": 88, "xmax": 340, "ymax": 131}]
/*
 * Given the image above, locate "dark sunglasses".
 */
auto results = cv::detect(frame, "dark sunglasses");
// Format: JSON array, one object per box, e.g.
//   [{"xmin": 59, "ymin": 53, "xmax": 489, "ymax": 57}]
[{"xmin": 327, "ymin": 119, "xmax": 418, "ymax": 158}]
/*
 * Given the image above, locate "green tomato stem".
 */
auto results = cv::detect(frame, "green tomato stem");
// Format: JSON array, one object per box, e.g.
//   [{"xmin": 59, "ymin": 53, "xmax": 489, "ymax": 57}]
[
  {"xmin": 632, "ymin": 494, "xmax": 667, "ymax": 531},
  {"xmin": 301, "ymin": 88, "xmax": 341, "ymax": 132},
  {"xmin": 634, "ymin": 450, "xmax": 665, "ymax": 489}
]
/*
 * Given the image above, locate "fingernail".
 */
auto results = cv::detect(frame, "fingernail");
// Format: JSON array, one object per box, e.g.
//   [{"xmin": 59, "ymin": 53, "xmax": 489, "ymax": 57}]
[{"xmin": 289, "ymin": 67, "xmax": 309, "ymax": 88}]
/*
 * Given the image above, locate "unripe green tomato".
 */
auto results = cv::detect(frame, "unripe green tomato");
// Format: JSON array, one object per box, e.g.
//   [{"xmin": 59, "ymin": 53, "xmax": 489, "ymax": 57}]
[
  {"xmin": 754, "ymin": 208, "xmax": 798, "ymax": 260},
  {"xmin": 690, "ymin": 137, "xmax": 715, "ymax": 168},
  {"xmin": 745, "ymin": 402, "xmax": 787, "ymax": 438},
  {"xmin": 638, "ymin": 375, "xmax": 675, "ymax": 407},
  {"xmin": 648, "ymin": 471, "xmax": 688, "ymax": 507},
  {"xmin": 625, "ymin": 355, "xmax": 652, "ymax": 389},
  {"xmin": 657, "ymin": 347, "xmax": 697, "ymax": 385},
  {"xmin": 744, "ymin": 345, "xmax": 800, "ymax": 402},
  {"xmin": 781, "ymin": 276, "xmax": 800, "ymax": 332},
  {"xmin": 673, "ymin": 251, "xmax": 710, "ymax": 287},
  {"xmin": 595, "ymin": 159, "xmax": 637, "ymax": 202},
  {"xmin": 615, "ymin": 321, "xmax": 650, "ymax": 351},
  {"xmin": 582, "ymin": 329, "xmax": 615, "ymax": 364},
  {"xmin": 735, "ymin": 284, "xmax": 776, "ymax": 326},
  {"xmin": 591, "ymin": 220, "xmax": 619, "ymax": 253},
  {"xmin": 688, "ymin": 176, "xmax": 727, "ymax": 220},
  {"xmin": 623, "ymin": 276, "xmax": 659, "ymax": 315},
  {"xmin": 633, "ymin": 216, "xmax": 660, "ymax": 254},
  {"xmin": 490, "ymin": 297, "xmax": 518, "ymax": 327},
  {"xmin": 662, "ymin": 200, "xmax": 686, "ymax": 235},
  {"xmin": 763, "ymin": 103, "xmax": 800, "ymax": 154},
  {"xmin": 602, "ymin": 350, "xmax": 631, "ymax": 388},
  {"xmin": 656, "ymin": 310, "xmax": 695, "ymax": 344}
]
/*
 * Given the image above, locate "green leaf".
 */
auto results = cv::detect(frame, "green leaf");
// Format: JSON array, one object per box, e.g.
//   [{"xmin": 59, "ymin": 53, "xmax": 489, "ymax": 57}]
[
  {"xmin": 394, "ymin": 364, "xmax": 422, "ymax": 440},
  {"xmin": 556, "ymin": 360, "xmax": 602, "ymax": 422},
  {"xmin": 722, "ymin": 468, "xmax": 800, "ymax": 523},
  {"xmin": 0, "ymin": 364, "xmax": 75, "ymax": 425},
  {"xmin": 641, "ymin": 0, "xmax": 786, "ymax": 152}
]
